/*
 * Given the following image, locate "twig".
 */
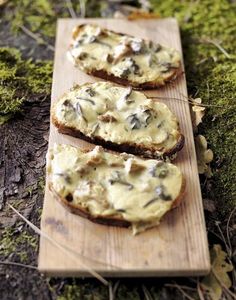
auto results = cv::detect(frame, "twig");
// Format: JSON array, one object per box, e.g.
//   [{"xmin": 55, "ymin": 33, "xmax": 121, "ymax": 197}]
[
  {"xmin": 165, "ymin": 284, "xmax": 197, "ymax": 292},
  {"xmin": 148, "ymin": 95, "xmax": 236, "ymax": 108},
  {"xmin": 197, "ymin": 280, "xmax": 206, "ymax": 300},
  {"xmin": 196, "ymin": 58, "xmax": 208, "ymax": 66},
  {"xmin": 108, "ymin": 280, "xmax": 121, "ymax": 300},
  {"xmin": 8, "ymin": 204, "xmax": 108, "ymax": 285},
  {"xmin": 226, "ymin": 207, "xmax": 236, "ymax": 257},
  {"xmin": 215, "ymin": 221, "xmax": 231, "ymax": 258},
  {"xmin": 65, "ymin": 0, "xmax": 77, "ymax": 18},
  {"xmin": 148, "ymin": 95, "xmax": 188, "ymax": 103},
  {"xmin": 142, "ymin": 285, "xmax": 153, "ymax": 300},
  {"xmin": 9, "ymin": 203, "xmax": 119, "ymax": 268},
  {"xmin": 79, "ymin": 0, "xmax": 86, "ymax": 18},
  {"xmin": 209, "ymin": 229, "xmax": 226, "ymax": 244},
  {"xmin": 206, "ymin": 82, "xmax": 210, "ymax": 101},
  {"xmin": 176, "ymin": 287, "xmax": 195, "ymax": 300},
  {"xmin": 166, "ymin": 283, "xmax": 195, "ymax": 300},
  {"xmin": 20, "ymin": 25, "xmax": 55, "ymax": 52},
  {"xmin": 226, "ymin": 208, "xmax": 236, "ymax": 293},
  {"xmin": 0, "ymin": 261, "xmax": 37, "ymax": 270},
  {"xmin": 201, "ymin": 38, "xmax": 231, "ymax": 59},
  {"xmin": 20, "ymin": 25, "xmax": 43, "ymax": 43},
  {"xmin": 112, "ymin": 280, "xmax": 120, "ymax": 299},
  {"xmin": 180, "ymin": 91, "xmax": 236, "ymax": 108},
  {"xmin": 109, "ymin": 282, "xmax": 113, "ymax": 300}
]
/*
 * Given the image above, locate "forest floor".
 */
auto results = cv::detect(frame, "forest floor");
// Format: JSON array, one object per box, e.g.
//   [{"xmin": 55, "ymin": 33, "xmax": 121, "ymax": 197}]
[{"xmin": 0, "ymin": 1, "xmax": 235, "ymax": 299}]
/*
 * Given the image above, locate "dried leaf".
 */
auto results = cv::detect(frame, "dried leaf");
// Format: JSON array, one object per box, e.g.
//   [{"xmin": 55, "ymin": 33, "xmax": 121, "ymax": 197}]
[
  {"xmin": 113, "ymin": 3, "xmax": 158, "ymax": 20},
  {"xmin": 128, "ymin": 11, "xmax": 160, "ymax": 20},
  {"xmin": 191, "ymin": 98, "xmax": 206, "ymax": 132},
  {"xmin": 8, "ymin": 204, "xmax": 109, "ymax": 285},
  {"xmin": 201, "ymin": 244, "xmax": 233, "ymax": 300},
  {"xmin": 195, "ymin": 135, "xmax": 213, "ymax": 177}
]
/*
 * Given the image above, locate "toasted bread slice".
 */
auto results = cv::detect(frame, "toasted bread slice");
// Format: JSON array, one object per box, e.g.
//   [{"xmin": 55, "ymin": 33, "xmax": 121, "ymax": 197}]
[
  {"xmin": 52, "ymin": 82, "xmax": 184, "ymax": 159},
  {"xmin": 47, "ymin": 144, "xmax": 185, "ymax": 234},
  {"xmin": 68, "ymin": 24, "xmax": 181, "ymax": 89}
]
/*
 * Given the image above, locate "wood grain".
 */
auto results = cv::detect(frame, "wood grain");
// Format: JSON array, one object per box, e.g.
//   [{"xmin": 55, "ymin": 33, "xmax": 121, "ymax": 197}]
[{"xmin": 38, "ymin": 18, "xmax": 210, "ymax": 277}]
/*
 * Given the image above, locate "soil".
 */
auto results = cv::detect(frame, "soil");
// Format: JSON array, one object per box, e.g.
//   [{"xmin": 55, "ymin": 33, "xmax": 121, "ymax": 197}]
[{"xmin": 0, "ymin": 1, "xmax": 235, "ymax": 299}]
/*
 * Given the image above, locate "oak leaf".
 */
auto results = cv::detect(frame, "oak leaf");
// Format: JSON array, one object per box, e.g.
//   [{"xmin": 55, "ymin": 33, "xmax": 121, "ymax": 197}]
[
  {"xmin": 191, "ymin": 98, "xmax": 206, "ymax": 132},
  {"xmin": 195, "ymin": 135, "xmax": 213, "ymax": 177},
  {"xmin": 201, "ymin": 244, "xmax": 233, "ymax": 300}
]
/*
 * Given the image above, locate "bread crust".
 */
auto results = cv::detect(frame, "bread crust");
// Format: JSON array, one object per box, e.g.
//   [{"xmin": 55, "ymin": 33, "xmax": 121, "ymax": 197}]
[
  {"xmin": 49, "ymin": 183, "xmax": 130, "ymax": 228},
  {"xmin": 48, "ymin": 162, "xmax": 186, "ymax": 229},
  {"xmin": 87, "ymin": 67, "xmax": 180, "ymax": 90},
  {"xmin": 52, "ymin": 112, "xmax": 184, "ymax": 159},
  {"xmin": 69, "ymin": 24, "xmax": 181, "ymax": 89}
]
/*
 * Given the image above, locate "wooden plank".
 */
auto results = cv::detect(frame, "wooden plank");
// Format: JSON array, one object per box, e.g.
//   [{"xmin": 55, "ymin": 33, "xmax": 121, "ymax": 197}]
[{"xmin": 38, "ymin": 18, "xmax": 210, "ymax": 277}]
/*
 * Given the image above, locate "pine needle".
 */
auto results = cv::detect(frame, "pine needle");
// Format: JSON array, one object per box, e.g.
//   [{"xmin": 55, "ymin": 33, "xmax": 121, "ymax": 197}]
[
  {"xmin": 8, "ymin": 204, "xmax": 109, "ymax": 285},
  {"xmin": 148, "ymin": 95, "xmax": 236, "ymax": 108},
  {"xmin": 79, "ymin": 0, "xmax": 86, "ymax": 18},
  {"xmin": 226, "ymin": 207, "xmax": 235, "ymax": 257},
  {"xmin": 215, "ymin": 221, "xmax": 232, "ymax": 258},
  {"xmin": 65, "ymin": 0, "xmax": 77, "ymax": 18},
  {"xmin": 108, "ymin": 282, "xmax": 113, "ymax": 300},
  {"xmin": 201, "ymin": 38, "xmax": 231, "ymax": 59},
  {"xmin": 112, "ymin": 280, "xmax": 120, "ymax": 298},
  {"xmin": 169, "ymin": 283, "xmax": 196, "ymax": 300},
  {"xmin": 0, "ymin": 261, "xmax": 37, "ymax": 270},
  {"xmin": 142, "ymin": 285, "xmax": 153, "ymax": 300},
  {"xmin": 20, "ymin": 25, "xmax": 55, "ymax": 52},
  {"xmin": 197, "ymin": 280, "xmax": 206, "ymax": 300}
]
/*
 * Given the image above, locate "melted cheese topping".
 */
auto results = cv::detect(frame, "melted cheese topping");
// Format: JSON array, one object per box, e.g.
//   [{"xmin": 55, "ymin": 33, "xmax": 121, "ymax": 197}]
[
  {"xmin": 47, "ymin": 144, "xmax": 184, "ymax": 234},
  {"xmin": 68, "ymin": 24, "xmax": 181, "ymax": 85},
  {"xmin": 53, "ymin": 82, "xmax": 181, "ymax": 156}
]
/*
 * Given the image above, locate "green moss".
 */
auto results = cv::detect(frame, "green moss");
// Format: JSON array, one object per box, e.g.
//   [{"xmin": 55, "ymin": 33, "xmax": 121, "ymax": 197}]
[
  {"xmin": 37, "ymin": 176, "xmax": 45, "ymax": 192},
  {"xmin": 9, "ymin": 0, "xmax": 57, "ymax": 38},
  {"xmin": 0, "ymin": 48, "xmax": 24, "ymax": 116},
  {"xmin": 0, "ymin": 114, "xmax": 14, "ymax": 125},
  {"xmin": 0, "ymin": 47, "xmax": 52, "ymax": 123},
  {"xmin": 27, "ymin": 59, "xmax": 53, "ymax": 94},
  {"xmin": 151, "ymin": 0, "xmax": 236, "ymax": 216},
  {"xmin": 6, "ymin": 0, "xmax": 103, "ymax": 39},
  {"xmin": 0, "ymin": 227, "xmax": 37, "ymax": 263}
]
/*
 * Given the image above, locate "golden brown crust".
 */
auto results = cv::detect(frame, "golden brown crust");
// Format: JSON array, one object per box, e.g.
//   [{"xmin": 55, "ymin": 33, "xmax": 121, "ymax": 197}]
[
  {"xmin": 87, "ymin": 68, "xmax": 180, "ymax": 90},
  {"xmin": 49, "ymin": 183, "xmax": 130, "ymax": 228},
  {"xmin": 52, "ymin": 108, "xmax": 184, "ymax": 160},
  {"xmin": 69, "ymin": 24, "xmax": 181, "ymax": 90}
]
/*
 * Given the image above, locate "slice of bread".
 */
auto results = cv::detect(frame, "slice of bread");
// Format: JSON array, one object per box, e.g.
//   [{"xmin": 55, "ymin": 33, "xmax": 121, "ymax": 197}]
[
  {"xmin": 47, "ymin": 144, "xmax": 185, "ymax": 234},
  {"xmin": 52, "ymin": 82, "xmax": 184, "ymax": 159},
  {"xmin": 68, "ymin": 24, "xmax": 181, "ymax": 89}
]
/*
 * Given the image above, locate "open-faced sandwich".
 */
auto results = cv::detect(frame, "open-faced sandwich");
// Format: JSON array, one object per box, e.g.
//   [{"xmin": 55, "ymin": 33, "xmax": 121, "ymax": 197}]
[
  {"xmin": 47, "ymin": 144, "xmax": 185, "ymax": 234},
  {"xmin": 68, "ymin": 24, "xmax": 181, "ymax": 89},
  {"xmin": 52, "ymin": 81, "xmax": 184, "ymax": 159}
]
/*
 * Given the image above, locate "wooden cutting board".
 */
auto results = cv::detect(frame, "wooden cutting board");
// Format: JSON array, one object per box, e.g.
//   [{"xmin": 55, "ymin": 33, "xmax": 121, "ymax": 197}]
[{"xmin": 38, "ymin": 18, "xmax": 210, "ymax": 277}]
